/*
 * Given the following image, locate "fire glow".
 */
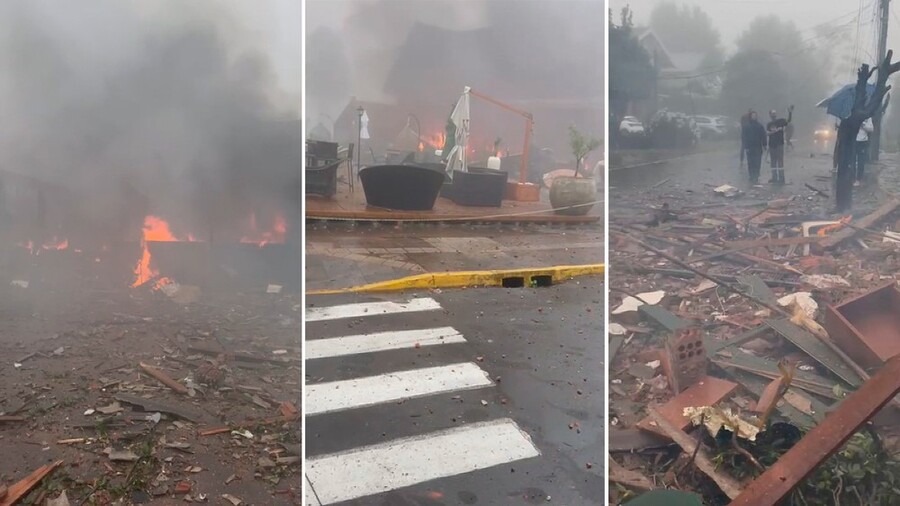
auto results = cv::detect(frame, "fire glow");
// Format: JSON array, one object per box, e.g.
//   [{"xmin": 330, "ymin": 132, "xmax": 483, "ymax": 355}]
[
  {"xmin": 424, "ymin": 132, "xmax": 445, "ymax": 150},
  {"xmin": 131, "ymin": 212, "xmax": 288, "ymax": 288},
  {"xmin": 18, "ymin": 237, "xmax": 69, "ymax": 255},
  {"xmin": 132, "ymin": 216, "xmax": 191, "ymax": 288},
  {"xmin": 240, "ymin": 213, "xmax": 287, "ymax": 248}
]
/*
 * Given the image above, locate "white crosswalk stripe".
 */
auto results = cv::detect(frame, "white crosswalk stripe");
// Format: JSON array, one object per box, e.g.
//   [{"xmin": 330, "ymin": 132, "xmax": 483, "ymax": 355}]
[
  {"xmin": 305, "ymin": 297, "xmax": 441, "ymax": 322},
  {"xmin": 306, "ymin": 326, "xmax": 465, "ymax": 360},
  {"xmin": 306, "ymin": 418, "xmax": 540, "ymax": 505},
  {"xmin": 305, "ymin": 297, "xmax": 539, "ymax": 505},
  {"xmin": 306, "ymin": 362, "xmax": 493, "ymax": 416}
]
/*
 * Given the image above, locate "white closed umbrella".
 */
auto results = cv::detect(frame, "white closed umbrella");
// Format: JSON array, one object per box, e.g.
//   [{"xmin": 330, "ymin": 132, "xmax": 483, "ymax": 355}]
[
  {"xmin": 445, "ymin": 87, "xmax": 470, "ymax": 179},
  {"xmin": 360, "ymin": 110, "xmax": 370, "ymax": 139}
]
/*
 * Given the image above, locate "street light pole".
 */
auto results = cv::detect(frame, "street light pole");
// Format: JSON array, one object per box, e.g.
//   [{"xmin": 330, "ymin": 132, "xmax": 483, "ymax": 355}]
[
  {"xmin": 356, "ymin": 106, "xmax": 364, "ymax": 192},
  {"xmin": 872, "ymin": 0, "xmax": 890, "ymax": 160}
]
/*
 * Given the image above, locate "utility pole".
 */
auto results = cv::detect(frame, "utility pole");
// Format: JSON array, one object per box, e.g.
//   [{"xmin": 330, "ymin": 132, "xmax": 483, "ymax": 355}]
[{"xmin": 872, "ymin": 0, "xmax": 890, "ymax": 160}]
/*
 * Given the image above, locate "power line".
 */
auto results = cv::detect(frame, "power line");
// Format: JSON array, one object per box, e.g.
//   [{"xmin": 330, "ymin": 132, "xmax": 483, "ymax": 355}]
[
  {"xmin": 852, "ymin": 0, "xmax": 865, "ymax": 74},
  {"xmin": 657, "ymin": 16, "xmax": 872, "ymax": 81},
  {"xmin": 657, "ymin": 7, "xmax": 874, "ymax": 81}
]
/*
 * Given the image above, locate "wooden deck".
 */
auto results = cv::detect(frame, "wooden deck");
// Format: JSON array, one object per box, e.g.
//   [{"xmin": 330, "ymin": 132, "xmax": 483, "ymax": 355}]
[{"xmin": 306, "ymin": 186, "xmax": 600, "ymax": 224}]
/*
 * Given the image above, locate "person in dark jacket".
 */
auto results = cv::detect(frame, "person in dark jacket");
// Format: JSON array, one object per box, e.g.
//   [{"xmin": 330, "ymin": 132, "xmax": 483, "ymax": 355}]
[
  {"xmin": 766, "ymin": 105, "xmax": 794, "ymax": 184},
  {"xmin": 743, "ymin": 110, "xmax": 767, "ymax": 184},
  {"xmin": 739, "ymin": 109, "xmax": 752, "ymax": 168}
]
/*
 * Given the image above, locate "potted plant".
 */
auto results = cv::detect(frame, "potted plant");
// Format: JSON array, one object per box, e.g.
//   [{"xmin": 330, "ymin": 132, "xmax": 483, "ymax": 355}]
[{"xmin": 549, "ymin": 126, "xmax": 600, "ymax": 216}]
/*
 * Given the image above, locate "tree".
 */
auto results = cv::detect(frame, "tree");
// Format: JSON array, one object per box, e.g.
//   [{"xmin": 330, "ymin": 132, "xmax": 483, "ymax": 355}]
[
  {"xmin": 569, "ymin": 126, "xmax": 601, "ymax": 177},
  {"xmin": 835, "ymin": 54, "xmax": 900, "ymax": 211},
  {"xmin": 720, "ymin": 50, "xmax": 789, "ymax": 119},
  {"xmin": 609, "ymin": 6, "xmax": 656, "ymax": 124},
  {"xmin": 721, "ymin": 15, "xmax": 829, "ymax": 133},
  {"xmin": 649, "ymin": 2, "xmax": 724, "ymax": 67}
]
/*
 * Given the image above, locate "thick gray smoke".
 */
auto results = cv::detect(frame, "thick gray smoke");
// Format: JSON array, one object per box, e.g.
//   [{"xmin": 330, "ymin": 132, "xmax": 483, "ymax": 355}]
[
  {"xmin": 0, "ymin": 0, "xmax": 300, "ymax": 245},
  {"xmin": 307, "ymin": 0, "xmax": 603, "ymax": 155}
]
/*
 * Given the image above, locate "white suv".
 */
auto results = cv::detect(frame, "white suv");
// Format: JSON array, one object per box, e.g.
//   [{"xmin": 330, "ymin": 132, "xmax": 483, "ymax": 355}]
[
  {"xmin": 619, "ymin": 116, "xmax": 645, "ymax": 134},
  {"xmin": 692, "ymin": 115, "xmax": 727, "ymax": 139}
]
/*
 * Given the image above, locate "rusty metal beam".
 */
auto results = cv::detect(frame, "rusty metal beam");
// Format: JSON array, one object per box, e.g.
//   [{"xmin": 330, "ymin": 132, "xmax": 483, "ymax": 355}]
[{"xmin": 730, "ymin": 353, "xmax": 900, "ymax": 506}]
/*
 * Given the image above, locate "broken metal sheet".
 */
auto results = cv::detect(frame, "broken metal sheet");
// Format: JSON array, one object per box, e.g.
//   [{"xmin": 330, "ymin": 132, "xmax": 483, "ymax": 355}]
[
  {"xmin": 638, "ymin": 305, "xmax": 690, "ymax": 332},
  {"xmin": 730, "ymin": 353, "xmax": 900, "ymax": 505},
  {"xmin": 767, "ymin": 319, "xmax": 863, "ymax": 387},
  {"xmin": 608, "ymin": 428, "xmax": 672, "ymax": 453},
  {"xmin": 825, "ymin": 282, "xmax": 900, "ymax": 371},
  {"xmin": 624, "ymin": 490, "xmax": 703, "ymax": 505},
  {"xmin": 610, "ymin": 336, "xmax": 625, "ymax": 363},
  {"xmin": 704, "ymin": 326, "xmax": 769, "ymax": 354},
  {"xmin": 736, "ymin": 275, "xmax": 779, "ymax": 307},
  {"xmin": 711, "ymin": 351, "xmax": 845, "ymax": 400}
]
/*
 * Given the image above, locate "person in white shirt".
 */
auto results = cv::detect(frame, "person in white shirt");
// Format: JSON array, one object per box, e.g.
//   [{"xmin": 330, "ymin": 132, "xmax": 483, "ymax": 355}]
[{"xmin": 855, "ymin": 117, "xmax": 874, "ymax": 186}]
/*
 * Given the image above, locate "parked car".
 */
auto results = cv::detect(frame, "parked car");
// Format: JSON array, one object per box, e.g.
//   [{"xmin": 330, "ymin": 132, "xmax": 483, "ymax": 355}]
[
  {"xmin": 712, "ymin": 115, "xmax": 738, "ymax": 136},
  {"xmin": 619, "ymin": 116, "xmax": 645, "ymax": 135},
  {"xmin": 648, "ymin": 110, "xmax": 700, "ymax": 149},
  {"xmin": 692, "ymin": 115, "xmax": 728, "ymax": 139}
]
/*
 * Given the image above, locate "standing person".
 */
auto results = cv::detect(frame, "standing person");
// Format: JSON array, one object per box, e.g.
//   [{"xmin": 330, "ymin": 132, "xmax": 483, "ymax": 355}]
[
  {"xmin": 739, "ymin": 109, "xmax": 752, "ymax": 169},
  {"xmin": 766, "ymin": 105, "xmax": 794, "ymax": 184},
  {"xmin": 744, "ymin": 110, "xmax": 767, "ymax": 184},
  {"xmin": 854, "ymin": 117, "xmax": 874, "ymax": 186},
  {"xmin": 785, "ymin": 122, "xmax": 794, "ymax": 151}
]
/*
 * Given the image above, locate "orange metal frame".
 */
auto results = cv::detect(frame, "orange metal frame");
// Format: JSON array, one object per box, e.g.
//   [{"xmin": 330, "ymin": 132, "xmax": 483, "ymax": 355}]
[{"xmin": 468, "ymin": 89, "xmax": 533, "ymax": 185}]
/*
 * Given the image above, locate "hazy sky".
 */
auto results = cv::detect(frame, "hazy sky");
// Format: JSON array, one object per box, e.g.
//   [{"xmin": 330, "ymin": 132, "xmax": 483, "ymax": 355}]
[
  {"xmin": 226, "ymin": 0, "xmax": 301, "ymax": 100},
  {"xmin": 610, "ymin": 0, "xmax": 895, "ymax": 59}
]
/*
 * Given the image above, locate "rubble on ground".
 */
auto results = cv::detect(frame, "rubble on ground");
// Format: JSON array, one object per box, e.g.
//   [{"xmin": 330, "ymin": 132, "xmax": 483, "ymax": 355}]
[
  {"xmin": 610, "ymin": 171, "xmax": 900, "ymax": 505},
  {"xmin": 0, "ymin": 286, "xmax": 301, "ymax": 505}
]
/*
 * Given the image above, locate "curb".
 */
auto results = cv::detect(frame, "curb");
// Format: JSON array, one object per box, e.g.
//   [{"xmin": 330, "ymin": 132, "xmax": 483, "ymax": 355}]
[{"xmin": 306, "ymin": 264, "xmax": 605, "ymax": 295}]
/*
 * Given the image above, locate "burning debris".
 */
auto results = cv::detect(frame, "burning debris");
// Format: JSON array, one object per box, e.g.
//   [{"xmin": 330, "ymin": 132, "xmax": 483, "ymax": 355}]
[{"xmin": 0, "ymin": 1, "xmax": 300, "ymax": 503}]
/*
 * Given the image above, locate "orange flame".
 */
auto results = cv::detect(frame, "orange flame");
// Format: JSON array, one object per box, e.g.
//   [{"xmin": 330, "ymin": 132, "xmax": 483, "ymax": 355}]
[
  {"xmin": 423, "ymin": 132, "xmax": 445, "ymax": 149},
  {"xmin": 43, "ymin": 238, "xmax": 68, "ymax": 251},
  {"xmin": 18, "ymin": 237, "xmax": 69, "ymax": 255},
  {"xmin": 817, "ymin": 216, "xmax": 851, "ymax": 236},
  {"xmin": 240, "ymin": 213, "xmax": 287, "ymax": 248},
  {"xmin": 132, "ymin": 216, "xmax": 180, "ymax": 288}
]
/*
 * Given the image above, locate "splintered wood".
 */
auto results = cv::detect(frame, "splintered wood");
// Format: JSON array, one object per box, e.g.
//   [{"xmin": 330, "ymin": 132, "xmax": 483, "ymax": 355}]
[
  {"xmin": 647, "ymin": 408, "xmax": 744, "ymax": 500},
  {"xmin": 0, "ymin": 460, "xmax": 63, "ymax": 506},
  {"xmin": 139, "ymin": 362, "xmax": 189, "ymax": 395}
]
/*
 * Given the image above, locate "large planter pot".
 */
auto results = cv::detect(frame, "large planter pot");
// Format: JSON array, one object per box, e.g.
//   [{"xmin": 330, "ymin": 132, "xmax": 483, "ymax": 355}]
[
  {"xmin": 359, "ymin": 164, "xmax": 445, "ymax": 211},
  {"xmin": 549, "ymin": 176, "xmax": 596, "ymax": 216},
  {"xmin": 449, "ymin": 167, "xmax": 507, "ymax": 207}
]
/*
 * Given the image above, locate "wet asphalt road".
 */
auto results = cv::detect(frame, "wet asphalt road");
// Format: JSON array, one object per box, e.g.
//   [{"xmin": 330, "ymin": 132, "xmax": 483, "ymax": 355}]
[
  {"xmin": 305, "ymin": 282, "xmax": 604, "ymax": 505},
  {"xmin": 609, "ymin": 142, "xmax": 887, "ymax": 222},
  {"xmin": 612, "ymin": 143, "xmax": 832, "ymax": 192}
]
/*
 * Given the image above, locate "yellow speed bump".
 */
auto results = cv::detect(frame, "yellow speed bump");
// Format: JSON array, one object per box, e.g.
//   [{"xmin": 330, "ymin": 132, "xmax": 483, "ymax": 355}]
[{"xmin": 307, "ymin": 264, "xmax": 604, "ymax": 295}]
